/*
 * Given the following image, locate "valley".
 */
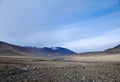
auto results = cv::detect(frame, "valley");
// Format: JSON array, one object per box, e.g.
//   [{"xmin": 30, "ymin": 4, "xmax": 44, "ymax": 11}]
[{"xmin": 0, "ymin": 41, "xmax": 120, "ymax": 82}]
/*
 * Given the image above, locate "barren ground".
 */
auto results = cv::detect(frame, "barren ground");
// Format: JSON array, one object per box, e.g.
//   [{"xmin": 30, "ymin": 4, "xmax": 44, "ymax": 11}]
[{"xmin": 0, "ymin": 55, "xmax": 120, "ymax": 82}]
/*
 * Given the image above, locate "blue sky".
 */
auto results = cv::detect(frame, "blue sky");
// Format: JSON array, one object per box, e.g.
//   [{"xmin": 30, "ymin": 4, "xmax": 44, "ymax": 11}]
[{"xmin": 0, "ymin": 0, "xmax": 120, "ymax": 52}]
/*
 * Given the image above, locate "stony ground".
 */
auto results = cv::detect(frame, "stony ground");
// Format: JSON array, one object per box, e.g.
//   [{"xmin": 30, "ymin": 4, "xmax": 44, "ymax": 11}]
[{"xmin": 0, "ymin": 62, "xmax": 120, "ymax": 82}]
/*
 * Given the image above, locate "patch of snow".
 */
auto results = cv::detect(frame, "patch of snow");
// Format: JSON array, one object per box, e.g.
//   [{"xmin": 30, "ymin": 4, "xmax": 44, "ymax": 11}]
[{"xmin": 51, "ymin": 47, "xmax": 58, "ymax": 50}]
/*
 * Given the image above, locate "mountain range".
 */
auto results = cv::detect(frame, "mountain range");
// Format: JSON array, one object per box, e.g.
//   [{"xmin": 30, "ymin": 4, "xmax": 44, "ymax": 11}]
[
  {"xmin": 0, "ymin": 41, "xmax": 120, "ymax": 57},
  {"xmin": 105, "ymin": 44, "xmax": 120, "ymax": 53},
  {"xmin": 76, "ymin": 44, "xmax": 120, "ymax": 56},
  {"xmin": 0, "ymin": 41, "xmax": 76, "ymax": 56}
]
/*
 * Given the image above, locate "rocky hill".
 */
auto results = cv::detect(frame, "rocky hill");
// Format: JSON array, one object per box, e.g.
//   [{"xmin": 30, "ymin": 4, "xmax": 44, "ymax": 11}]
[
  {"xmin": 105, "ymin": 44, "xmax": 120, "ymax": 53},
  {"xmin": 75, "ymin": 44, "xmax": 120, "ymax": 56},
  {"xmin": 0, "ymin": 41, "xmax": 76, "ymax": 56},
  {"xmin": 0, "ymin": 41, "xmax": 30, "ymax": 56}
]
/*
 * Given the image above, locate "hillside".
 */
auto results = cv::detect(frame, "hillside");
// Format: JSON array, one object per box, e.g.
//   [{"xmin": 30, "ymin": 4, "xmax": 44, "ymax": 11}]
[
  {"xmin": 105, "ymin": 44, "xmax": 120, "ymax": 53},
  {"xmin": 0, "ymin": 41, "xmax": 76, "ymax": 56},
  {"xmin": 65, "ymin": 44, "xmax": 120, "ymax": 62},
  {"xmin": 0, "ymin": 41, "xmax": 30, "ymax": 56},
  {"xmin": 71, "ymin": 44, "xmax": 120, "ymax": 56}
]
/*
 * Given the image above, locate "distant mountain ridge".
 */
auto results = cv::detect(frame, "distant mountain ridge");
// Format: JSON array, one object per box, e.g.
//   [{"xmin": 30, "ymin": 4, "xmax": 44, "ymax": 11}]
[
  {"xmin": 0, "ymin": 41, "xmax": 120, "ymax": 56},
  {"xmin": 25, "ymin": 46, "xmax": 76, "ymax": 56},
  {"xmin": 113, "ymin": 44, "xmax": 120, "ymax": 48},
  {"xmin": 0, "ymin": 41, "xmax": 76, "ymax": 56},
  {"xmin": 105, "ymin": 44, "xmax": 120, "ymax": 54},
  {"xmin": 75, "ymin": 44, "xmax": 120, "ymax": 56}
]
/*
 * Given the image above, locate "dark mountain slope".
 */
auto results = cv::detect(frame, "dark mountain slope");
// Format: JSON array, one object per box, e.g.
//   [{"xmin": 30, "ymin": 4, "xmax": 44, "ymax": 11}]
[
  {"xmin": 0, "ymin": 41, "xmax": 30, "ymax": 56},
  {"xmin": 75, "ymin": 44, "xmax": 120, "ymax": 56},
  {"xmin": 26, "ymin": 47, "xmax": 76, "ymax": 56},
  {"xmin": 0, "ymin": 41, "xmax": 76, "ymax": 56},
  {"xmin": 105, "ymin": 44, "xmax": 120, "ymax": 53}
]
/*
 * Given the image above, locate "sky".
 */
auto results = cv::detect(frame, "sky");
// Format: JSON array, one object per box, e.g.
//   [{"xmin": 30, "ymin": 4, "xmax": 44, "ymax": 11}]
[{"xmin": 0, "ymin": 0, "xmax": 120, "ymax": 52}]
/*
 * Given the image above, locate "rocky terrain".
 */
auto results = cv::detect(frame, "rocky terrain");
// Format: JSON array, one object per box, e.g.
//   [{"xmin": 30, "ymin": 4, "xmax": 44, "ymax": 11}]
[
  {"xmin": 0, "ymin": 62, "xmax": 120, "ymax": 82},
  {"xmin": 0, "ymin": 56, "xmax": 120, "ymax": 82}
]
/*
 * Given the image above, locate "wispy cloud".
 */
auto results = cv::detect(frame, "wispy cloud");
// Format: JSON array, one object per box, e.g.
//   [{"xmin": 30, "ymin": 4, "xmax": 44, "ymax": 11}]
[
  {"xmin": 0, "ymin": 0, "xmax": 120, "ymax": 52},
  {"xmin": 63, "ymin": 28, "xmax": 120, "ymax": 52},
  {"xmin": 61, "ymin": 11, "xmax": 120, "ymax": 52}
]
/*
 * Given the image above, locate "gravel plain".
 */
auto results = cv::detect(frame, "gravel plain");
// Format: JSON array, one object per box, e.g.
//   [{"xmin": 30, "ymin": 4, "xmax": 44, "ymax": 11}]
[{"xmin": 0, "ymin": 61, "xmax": 120, "ymax": 82}]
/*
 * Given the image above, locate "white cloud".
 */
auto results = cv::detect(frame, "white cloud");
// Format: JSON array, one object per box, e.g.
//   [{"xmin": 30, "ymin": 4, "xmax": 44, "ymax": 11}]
[
  {"xmin": 63, "ymin": 28, "xmax": 120, "ymax": 52},
  {"xmin": 61, "ymin": 11, "xmax": 120, "ymax": 52},
  {"xmin": 0, "ymin": 0, "xmax": 120, "ymax": 52}
]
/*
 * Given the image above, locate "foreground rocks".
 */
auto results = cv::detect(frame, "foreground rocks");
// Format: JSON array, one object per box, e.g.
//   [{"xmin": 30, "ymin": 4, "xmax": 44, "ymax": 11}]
[{"xmin": 0, "ymin": 62, "xmax": 120, "ymax": 82}]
